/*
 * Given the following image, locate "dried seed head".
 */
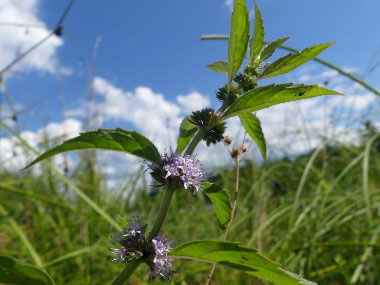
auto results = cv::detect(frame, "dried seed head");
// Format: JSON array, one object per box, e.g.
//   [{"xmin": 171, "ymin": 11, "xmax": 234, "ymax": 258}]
[
  {"xmin": 223, "ymin": 135, "xmax": 233, "ymax": 145},
  {"xmin": 231, "ymin": 147, "xmax": 241, "ymax": 159},
  {"xmin": 241, "ymin": 145, "xmax": 248, "ymax": 153}
]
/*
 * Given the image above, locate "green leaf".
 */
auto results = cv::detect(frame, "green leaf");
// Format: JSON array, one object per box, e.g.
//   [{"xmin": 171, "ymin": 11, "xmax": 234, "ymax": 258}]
[
  {"xmin": 207, "ymin": 60, "xmax": 228, "ymax": 73},
  {"xmin": 176, "ymin": 117, "xmax": 198, "ymax": 154},
  {"xmin": 250, "ymin": 1, "xmax": 264, "ymax": 64},
  {"xmin": 25, "ymin": 128, "xmax": 162, "ymax": 169},
  {"xmin": 0, "ymin": 256, "xmax": 54, "ymax": 285},
  {"xmin": 260, "ymin": 37, "xmax": 289, "ymax": 62},
  {"xmin": 170, "ymin": 241, "xmax": 316, "ymax": 285},
  {"xmin": 201, "ymin": 183, "xmax": 232, "ymax": 230},
  {"xmin": 260, "ymin": 43, "xmax": 335, "ymax": 79},
  {"xmin": 228, "ymin": 0, "xmax": 250, "ymax": 87},
  {"xmin": 223, "ymin": 83, "xmax": 341, "ymax": 119},
  {"xmin": 239, "ymin": 113, "xmax": 266, "ymax": 160}
]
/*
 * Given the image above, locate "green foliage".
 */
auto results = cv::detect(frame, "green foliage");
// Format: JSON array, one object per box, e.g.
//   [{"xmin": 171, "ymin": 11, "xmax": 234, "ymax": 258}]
[
  {"xmin": 259, "ymin": 43, "xmax": 335, "ymax": 79},
  {"xmin": 228, "ymin": 0, "xmax": 250, "ymax": 87},
  {"xmin": 170, "ymin": 240, "xmax": 316, "ymax": 285},
  {"xmin": 25, "ymin": 128, "xmax": 162, "ymax": 169},
  {"xmin": 207, "ymin": 60, "xmax": 228, "ymax": 73},
  {"xmin": 223, "ymin": 83, "xmax": 341, "ymax": 119},
  {"xmin": 239, "ymin": 113, "xmax": 266, "ymax": 160},
  {"xmin": 1, "ymin": 132, "xmax": 379, "ymax": 283},
  {"xmin": 0, "ymin": 256, "xmax": 54, "ymax": 285},
  {"xmin": 249, "ymin": 1, "xmax": 264, "ymax": 64},
  {"xmin": 176, "ymin": 117, "xmax": 198, "ymax": 154},
  {"xmin": 201, "ymin": 183, "xmax": 232, "ymax": 230},
  {"xmin": 260, "ymin": 37, "xmax": 289, "ymax": 63}
]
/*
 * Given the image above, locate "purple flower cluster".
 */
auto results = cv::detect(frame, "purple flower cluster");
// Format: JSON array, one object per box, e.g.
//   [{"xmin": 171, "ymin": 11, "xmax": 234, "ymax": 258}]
[
  {"xmin": 111, "ymin": 218, "xmax": 174, "ymax": 279},
  {"xmin": 161, "ymin": 150, "xmax": 203, "ymax": 194},
  {"xmin": 151, "ymin": 234, "xmax": 175, "ymax": 279},
  {"xmin": 111, "ymin": 217, "xmax": 146, "ymax": 263}
]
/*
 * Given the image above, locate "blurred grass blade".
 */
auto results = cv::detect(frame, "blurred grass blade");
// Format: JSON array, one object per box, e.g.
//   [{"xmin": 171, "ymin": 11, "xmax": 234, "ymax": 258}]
[
  {"xmin": 0, "ymin": 203, "xmax": 44, "ymax": 267},
  {"xmin": 44, "ymin": 246, "xmax": 95, "ymax": 268},
  {"xmin": 0, "ymin": 121, "xmax": 121, "ymax": 231},
  {"xmin": 362, "ymin": 133, "xmax": 380, "ymax": 226},
  {"xmin": 350, "ymin": 225, "xmax": 380, "ymax": 283},
  {"xmin": 289, "ymin": 143, "xmax": 325, "ymax": 228},
  {"xmin": 0, "ymin": 183, "xmax": 71, "ymax": 209},
  {"xmin": 0, "ymin": 256, "xmax": 53, "ymax": 285},
  {"xmin": 201, "ymin": 183, "xmax": 232, "ymax": 230},
  {"xmin": 239, "ymin": 113, "xmax": 266, "ymax": 160},
  {"xmin": 228, "ymin": 0, "xmax": 250, "ymax": 87},
  {"xmin": 170, "ymin": 240, "xmax": 316, "ymax": 285}
]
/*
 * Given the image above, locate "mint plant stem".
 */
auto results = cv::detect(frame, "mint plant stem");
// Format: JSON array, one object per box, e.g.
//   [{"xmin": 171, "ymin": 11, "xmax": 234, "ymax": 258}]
[
  {"xmin": 112, "ymin": 187, "xmax": 175, "ymax": 284},
  {"xmin": 113, "ymin": 130, "xmax": 205, "ymax": 284},
  {"xmin": 185, "ymin": 128, "xmax": 206, "ymax": 156},
  {"xmin": 112, "ymin": 260, "xmax": 141, "ymax": 285},
  {"xmin": 148, "ymin": 186, "xmax": 175, "ymax": 239}
]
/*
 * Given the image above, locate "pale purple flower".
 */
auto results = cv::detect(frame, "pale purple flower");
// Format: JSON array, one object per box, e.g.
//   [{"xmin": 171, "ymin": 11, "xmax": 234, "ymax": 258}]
[
  {"xmin": 111, "ymin": 219, "xmax": 175, "ymax": 279},
  {"xmin": 111, "ymin": 217, "xmax": 147, "ymax": 263},
  {"xmin": 161, "ymin": 150, "xmax": 204, "ymax": 194},
  {"xmin": 111, "ymin": 248, "xmax": 128, "ymax": 263},
  {"xmin": 151, "ymin": 234, "xmax": 175, "ymax": 279}
]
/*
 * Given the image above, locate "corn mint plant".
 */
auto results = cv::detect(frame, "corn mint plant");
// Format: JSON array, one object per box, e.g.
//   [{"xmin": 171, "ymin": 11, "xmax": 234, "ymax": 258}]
[{"xmin": 22, "ymin": 1, "xmax": 341, "ymax": 284}]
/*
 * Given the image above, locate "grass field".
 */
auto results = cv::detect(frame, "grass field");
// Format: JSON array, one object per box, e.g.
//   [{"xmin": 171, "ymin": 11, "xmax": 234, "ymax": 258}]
[{"xmin": 0, "ymin": 120, "xmax": 379, "ymax": 284}]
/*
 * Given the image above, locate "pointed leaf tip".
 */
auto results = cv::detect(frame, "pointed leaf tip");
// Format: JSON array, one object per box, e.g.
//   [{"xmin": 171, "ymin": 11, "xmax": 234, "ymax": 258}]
[
  {"xmin": 228, "ymin": 0, "xmax": 250, "ymax": 87},
  {"xmin": 260, "ymin": 42, "xmax": 336, "ymax": 79},
  {"xmin": 201, "ymin": 183, "xmax": 232, "ymax": 230}
]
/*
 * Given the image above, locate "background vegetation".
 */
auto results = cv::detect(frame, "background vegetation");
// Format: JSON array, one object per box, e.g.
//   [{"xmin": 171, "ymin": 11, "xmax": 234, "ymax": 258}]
[{"xmin": 0, "ymin": 119, "xmax": 379, "ymax": 284}]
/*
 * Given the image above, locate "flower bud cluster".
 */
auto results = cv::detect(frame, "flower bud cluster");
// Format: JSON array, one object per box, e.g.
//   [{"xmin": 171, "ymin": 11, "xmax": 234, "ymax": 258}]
[{"xmin": 189, "ymin": 108, "xmax": 227, "ymax": 146}]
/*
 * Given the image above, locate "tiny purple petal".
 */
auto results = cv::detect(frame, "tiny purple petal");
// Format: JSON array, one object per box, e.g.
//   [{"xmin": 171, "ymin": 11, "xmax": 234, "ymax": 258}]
[
  {"xmin": 151, "ymin": 233, "xmax": 175, "ymax": 279},
  {"xmin": 160, "ymin": 150, "xmax": 204, "ymax": 193}
]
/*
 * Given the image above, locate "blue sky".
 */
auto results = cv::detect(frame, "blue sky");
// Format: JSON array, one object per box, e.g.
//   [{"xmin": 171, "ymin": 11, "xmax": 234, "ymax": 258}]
[
  {"xmin": 4, "ymin": 0, "xmax": 380, "ymax": 126},
  {"xmin": 1, "ymin": 0, "xmax": 380, "ymax": 174}
]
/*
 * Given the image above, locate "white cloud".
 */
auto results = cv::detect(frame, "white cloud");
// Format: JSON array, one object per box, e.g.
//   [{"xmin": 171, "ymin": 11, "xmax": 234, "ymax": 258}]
[
  {"xmin": 0, "ymin": 118, "xmax": 82, "ymax": 172},
  {"xmin": 176, "ymin": 91, "xmax": 210, "ymax": 113},
  {"xmin": 224, "ymin": 0, "xmax": 234, "ymax": 10},
  {"xmin": 91, "ymin": 77, "xmax": 182, "ymax": 150},
  {"xmin": 3, "ymin": 66, "xmax": 379, "ymax": 177},
  {"xmin": 0, "ymin": 0, "xmax": 67, "ymax": 75}
]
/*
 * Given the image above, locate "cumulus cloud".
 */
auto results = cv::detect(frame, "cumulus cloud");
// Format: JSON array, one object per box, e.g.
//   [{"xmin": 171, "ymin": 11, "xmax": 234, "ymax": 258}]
[
  {"xmin": 3, "ymin": 66, "xmax": 378, "ymax": 177},
  {"xmin": 176, "ymin": 91, "xmax": 210, "ymax": 113},
  {"xmin": 0, "ymin": 0, "xmax": 67, "ymax": 75},
  {"xmin": 66, "ymin": 77, "xmax": 211, "ymax": 152},
  {"xmin": 224, "ymin": 0, "xmax": 234, "ymax": 10},
  {"xmin": 0, "ymin": 118, "xmax": 81, "ymax": 172},
  {"xmin": 252, "ymin": 65, "xmax": 380, "ymax": 158}
]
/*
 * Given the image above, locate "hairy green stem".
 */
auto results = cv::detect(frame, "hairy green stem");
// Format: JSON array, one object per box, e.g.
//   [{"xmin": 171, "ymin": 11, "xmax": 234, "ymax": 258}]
[
  {"xmin": 185, "ymin": 128, "xmax": 206, "ymax": 156},
  {"xmin": 112, "ymin": 186, "xmax": 176, "ymax": 284},
  {"xmin": 112, "ymin": 260, "xmax": 141, "ymax": 285},
  {"xmin": 148, "ymin": 186, "xmax": 175, "ymax": 239}
]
